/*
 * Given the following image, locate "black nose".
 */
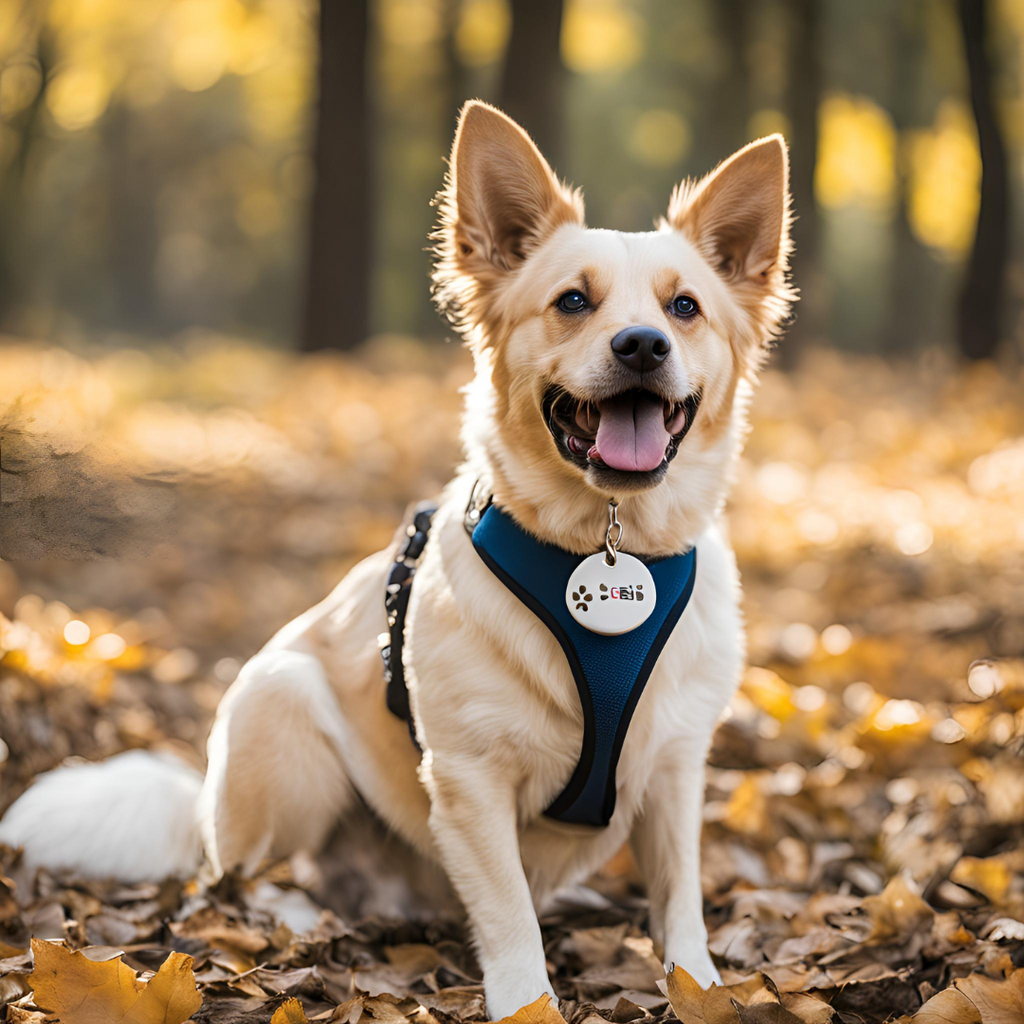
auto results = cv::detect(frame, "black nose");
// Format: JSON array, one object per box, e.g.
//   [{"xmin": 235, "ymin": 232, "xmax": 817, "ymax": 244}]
[{"xmin": 610, "ymin": 326, "xmax": 671, "ymax": 373}]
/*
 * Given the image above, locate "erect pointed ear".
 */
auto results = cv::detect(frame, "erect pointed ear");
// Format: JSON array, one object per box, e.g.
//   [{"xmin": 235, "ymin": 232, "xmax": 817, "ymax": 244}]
[
  {"xmin": 441, "ymin": 101, "xmax": 584, "ymax": 281},
  {"xmin": 668, "ymin": 135, "xmax": 791, "ymax": 285}
]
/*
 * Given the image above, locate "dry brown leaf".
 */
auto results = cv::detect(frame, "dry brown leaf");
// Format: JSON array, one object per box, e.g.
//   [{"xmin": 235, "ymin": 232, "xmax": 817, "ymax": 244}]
[
  {"xmin": 170, "ymin": 906, "xmax": 270, "ymax": 954},
  {"xmin": 272, "ymin": 997, "xmax": 311, "ymax": 1024},
  {"xmin": 361, "ymin": 993, "xmax": 426, "ymax": 1022},
  {"xmin": 862, "ymin": 875, "xmax": 934, "ymax": 945},
  {"xmin": 665, "ymin": 967, "xmax": 781, "ymax": 1024},
  {"xmin": 666, "ymin": 965, "xmax": 730, "ymax": 1024},
  {"xmin": 904, "ymin": 986, "xmax": 980, "ymax": 1023},
  {"xmin": 29, "ymin": 938, "xmax": 202, "ymax": 1024},
  {"xmin": 778, "ymin": 993, "xmax": 834, "ymax": 1024},
  {"xmin": 732, "ymin": 1003, "xmax": 805, "ymax": 1024},
  {"xmin": 490, "ymin": 994, "xmax": 565, "ymax": 1024},
  {"xmin": 954, "ymin": 970, "xmax": 1024, "ymax": 1024}
]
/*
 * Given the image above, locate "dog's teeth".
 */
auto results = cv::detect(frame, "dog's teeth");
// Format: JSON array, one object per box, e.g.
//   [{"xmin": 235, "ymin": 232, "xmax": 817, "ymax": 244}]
[{"xmin": 575, "ymin": 403, "xmax": 599, "ymax": 435}]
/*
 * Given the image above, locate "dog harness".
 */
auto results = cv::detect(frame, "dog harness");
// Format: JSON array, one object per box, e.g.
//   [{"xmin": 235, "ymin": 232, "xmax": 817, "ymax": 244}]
[{"xmin": 383, "ymin": 500, "xmax": 698, "ymax": 828}]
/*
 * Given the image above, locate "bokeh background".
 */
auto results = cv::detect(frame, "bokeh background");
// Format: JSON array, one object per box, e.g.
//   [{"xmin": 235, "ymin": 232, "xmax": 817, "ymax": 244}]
[
  {"xmin": 2, "ymin": 0, "xmax": 1024, "ymax": 355},
  {"xmin": 2, "ymin": 5, "xmax": 1024, "ymax": 1021}
]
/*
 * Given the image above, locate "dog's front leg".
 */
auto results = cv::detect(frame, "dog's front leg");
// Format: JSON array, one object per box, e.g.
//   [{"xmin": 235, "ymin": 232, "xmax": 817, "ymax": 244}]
[
  {"xmin": 426, "ymin": 757, "xmax": 554, "ymax": 1018},
  {"xmin": 631, "ymin": 740, "xmax": 721, "ymax": 988}
]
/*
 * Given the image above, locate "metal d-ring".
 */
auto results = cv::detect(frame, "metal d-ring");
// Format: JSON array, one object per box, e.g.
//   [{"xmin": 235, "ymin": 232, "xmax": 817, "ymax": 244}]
[{"xmin": 605, "ymin": 499, "xmax": 622, "ymax": 566}]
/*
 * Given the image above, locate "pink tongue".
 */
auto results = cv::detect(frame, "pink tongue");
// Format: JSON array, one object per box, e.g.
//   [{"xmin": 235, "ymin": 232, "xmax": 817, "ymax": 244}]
[{"xmin": 594, "ymin": 393, "xmax": 669, "ymax": 472}]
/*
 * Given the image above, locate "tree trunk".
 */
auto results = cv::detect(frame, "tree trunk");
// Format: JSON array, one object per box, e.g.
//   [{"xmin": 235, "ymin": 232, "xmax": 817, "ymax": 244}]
[
  {"xmin": 0, "ymin": 25, "xmax": 52, "ymax": 327},
  {"xmin": 780, "ymin": 0, "xmax": 822, "ymax": 364},
  {"xmin": 301, "ymin": 0, "xmax": 372, "ymax": 352},
  {"xmin": 956, "ymin": 0, "xmax": 1008, "ymax": 361},
  {"xmin": 499, "ymin": 0, "xmax": 565, "ymax": 170},
  {"xmin": 441, "ymin": 0, "xmax": 471, "ymax": 138},
  {"xmin": 708, "ymin": 0, "xmax": 750, "ymax": 160},
  {"xmin": 883, "ymin": 4, "xmax": 933, "ymax": 354}
]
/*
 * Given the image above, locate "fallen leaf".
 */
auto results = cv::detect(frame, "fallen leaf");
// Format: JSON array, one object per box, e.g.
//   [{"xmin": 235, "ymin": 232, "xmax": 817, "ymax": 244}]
[
  {"xmin": 862, "ymin": 875, "xmax": 934, "ymax": 945},
  {"xmin": 170, "ymin": 907, "xmax": 270, "ymax": 954},
  {"xmin": 954, "ymin": 970, "xmax": 1024, "ymax": 1024},
  {"xmin": 29, "ymin": 937, "xmax": 202, "ymax": 1024},
  {"xmin": 665, "ymin": 967, "xmax": 777, "ymax": 1024},
  {"xmin": 778, "ymin": 993, "xmax": 834, "ymax": 1023},
  {"xmin": 491, "ymin": 994, "xmax": 565, "ymax": 1024},
  {"xmin": 732, "ymin": 1003, "xmax": 805, "ymax": 1024},
  {"xmin": 950, "ymin": 857, "xmax": 1012, "ymax": 905},
  {"xmin": 272, "ymin": 997, "xmax": 310, "ymax": 1024},
  {"xmin": 905, "ymin": 986, "xmax": 980, "ymax": 1023}
]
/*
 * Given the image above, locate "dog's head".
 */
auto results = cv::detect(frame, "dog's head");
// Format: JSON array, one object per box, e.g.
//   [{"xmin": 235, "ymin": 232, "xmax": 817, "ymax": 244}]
[{"xmin": 433, "ymin": 102, "xmax": 794, "ymax": 550}]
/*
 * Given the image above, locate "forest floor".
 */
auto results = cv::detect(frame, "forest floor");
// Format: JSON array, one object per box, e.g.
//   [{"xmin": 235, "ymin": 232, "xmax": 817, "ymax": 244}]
[{"xmin": 1, "ymin": 337, "xmax": 1023, "ymax": 1024}]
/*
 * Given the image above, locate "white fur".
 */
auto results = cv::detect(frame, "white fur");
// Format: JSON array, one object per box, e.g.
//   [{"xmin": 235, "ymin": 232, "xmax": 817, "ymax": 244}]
[
  {"xmin": 0, "ymin": 105, "xmax": 792, "ymax": 1017},
  {"xmin": 0, "ymin": 750, "xmax": 202, "ymax": 884}
]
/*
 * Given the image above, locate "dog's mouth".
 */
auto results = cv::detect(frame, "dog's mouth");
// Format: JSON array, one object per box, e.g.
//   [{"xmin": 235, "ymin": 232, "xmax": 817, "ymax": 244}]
[{"xmin": 543, "ymin": 385, "xmax": 703, "ymax": 482}]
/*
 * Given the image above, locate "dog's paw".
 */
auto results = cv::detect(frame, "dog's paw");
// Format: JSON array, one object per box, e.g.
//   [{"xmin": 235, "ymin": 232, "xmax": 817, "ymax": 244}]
[
  {"xmin": 484, "ymin": 977, "xmax": 558, "ymax": 1021},
  {"xmin": 666, "ymin": 948, "xmax": 722, "ymax": 989}
]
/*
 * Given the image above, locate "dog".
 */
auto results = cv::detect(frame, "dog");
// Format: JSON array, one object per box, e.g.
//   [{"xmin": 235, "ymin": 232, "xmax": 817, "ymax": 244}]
[{"xmin": 0, "ymin": 101, "xmax": 793, "ymax": 1017}]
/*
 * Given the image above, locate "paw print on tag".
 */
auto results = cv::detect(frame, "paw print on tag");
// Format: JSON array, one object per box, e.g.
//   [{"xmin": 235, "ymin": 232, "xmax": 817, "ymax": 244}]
[{"xmin": 572, "ymin": 586, "xmax": 593, "ymax": 612}]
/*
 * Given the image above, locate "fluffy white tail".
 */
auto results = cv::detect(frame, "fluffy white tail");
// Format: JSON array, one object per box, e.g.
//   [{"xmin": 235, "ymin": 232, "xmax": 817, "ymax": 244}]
[{"xmin": 0, "ymin": 750, "xmax": 202, "ymax": 884}]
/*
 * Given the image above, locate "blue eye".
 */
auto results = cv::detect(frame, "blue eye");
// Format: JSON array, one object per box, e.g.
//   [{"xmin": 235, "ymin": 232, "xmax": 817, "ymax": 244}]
[
  {"xmin": 556, "ymin": 290, "xmax": 588, "ymax": 313},
  {"xmin": 671, "ymin": 295, "xmax": 698, "ymax": 318}
]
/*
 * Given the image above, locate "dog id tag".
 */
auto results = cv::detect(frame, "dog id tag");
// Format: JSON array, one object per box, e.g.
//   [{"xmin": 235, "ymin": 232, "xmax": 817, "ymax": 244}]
[
  {"xmin": 566, "ymin": 551, "xmax": 656, "ymax": 635},
  {"xmin": 566, "ymin": 500, "xmax": 656, "ymax": 636}
]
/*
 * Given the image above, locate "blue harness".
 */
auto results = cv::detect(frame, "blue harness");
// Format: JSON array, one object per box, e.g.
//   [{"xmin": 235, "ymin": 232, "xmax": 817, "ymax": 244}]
[{"xmin": 384, "ymin": 502, "xmax": 697, "ymax": 828}]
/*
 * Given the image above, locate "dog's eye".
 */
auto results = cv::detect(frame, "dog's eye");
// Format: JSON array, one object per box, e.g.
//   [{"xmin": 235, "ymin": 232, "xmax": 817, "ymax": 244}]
[
  {"xmin": 671, "ymin": 295, "xmax": 698, "ymax": 318},
  {"xmin": 556, "ymin": 290, "xmax": 588, "ymax": 313}
]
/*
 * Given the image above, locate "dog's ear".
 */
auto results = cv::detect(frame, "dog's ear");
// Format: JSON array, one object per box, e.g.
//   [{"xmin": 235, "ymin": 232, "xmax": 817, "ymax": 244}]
[
  {"xmin": 449, "ymin": 101, "xmax": 583, "ymax": 275},
  {"xmin": 668, "ymin": 135, "xmax": 792, "ymax": 288},
  {"xmin": 433, "ymin": 101, "xmax": 583, "ymax": 335}
]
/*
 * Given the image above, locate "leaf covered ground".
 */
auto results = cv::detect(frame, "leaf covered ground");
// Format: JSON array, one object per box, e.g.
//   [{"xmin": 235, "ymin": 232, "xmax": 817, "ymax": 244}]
[{"xmin": 1, "ymin": 337, "xmax": 1023, "ymax": 1024}]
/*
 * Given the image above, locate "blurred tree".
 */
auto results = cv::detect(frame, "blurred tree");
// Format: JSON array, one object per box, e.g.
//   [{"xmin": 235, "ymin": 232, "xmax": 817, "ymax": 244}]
[
  {"xmin": 884, "ymin": 2, "xmax": 935, "ymax": 353},
  {"xmin": 442, "ymin": 0, "xmax": 472, "ymax": 139},
  {"xmin": 500, "ymin": 0, "xmax": 565, "ymax": 169},
  {"xmin": 781, "ymin": 0, "xmax": 822, "ymax": 361},
  {"xmin": 0, "ymin": 18, "xmax": 51, "ymax": 327},
  {"xmin": 708, "ymin": 0, "xmax": 751, "ymax": 160},
  {"xmin": 301, "ymin": 0, "xmax": 372, "ymax": 352},
  {"xmin": 104, "ymin": 106, "xmax": 159, "ymax": 332},
  {"xmin": 956, "ymin": 0, "xmax": 1008, "ymax": 360}
]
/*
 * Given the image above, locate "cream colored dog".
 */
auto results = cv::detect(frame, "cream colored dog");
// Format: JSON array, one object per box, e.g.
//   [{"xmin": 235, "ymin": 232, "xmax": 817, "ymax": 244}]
[{"xmin": 0, "ymin": 102, "xmax": 793, "ymax": 1017}]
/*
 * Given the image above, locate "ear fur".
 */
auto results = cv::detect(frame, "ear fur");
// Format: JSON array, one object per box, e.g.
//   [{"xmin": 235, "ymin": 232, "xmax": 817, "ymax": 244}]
[
  {"xmin": 432, "ymin": 101, "xmax": 584, "ymax": 337},
  {"xmin": 668, "ymin": 135, "xmax": 795, "ymax": 349}
]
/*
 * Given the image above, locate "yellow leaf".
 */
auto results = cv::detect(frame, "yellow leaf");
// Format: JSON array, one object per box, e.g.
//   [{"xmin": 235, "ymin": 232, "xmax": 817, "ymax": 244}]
[
  {"xmin": 29, "ymin": 938, "xmax": 202, "ymax": 1024},
  {"xmin": 272, "ymin": 998, "xmax": 310, "ymax": 1024},
  {"xmin": 491, "ymin": 994, "xmax": 565, "ymax": 1024},
  {"xmin": 950, "ymin": 856, "xmax": 1012, "ymax": 904}
]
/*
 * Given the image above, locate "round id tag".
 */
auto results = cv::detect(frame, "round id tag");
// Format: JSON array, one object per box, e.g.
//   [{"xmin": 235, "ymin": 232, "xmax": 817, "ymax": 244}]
[{"xmin": 566, "ymin": 551, "xmax": 656, "ymax": 635}]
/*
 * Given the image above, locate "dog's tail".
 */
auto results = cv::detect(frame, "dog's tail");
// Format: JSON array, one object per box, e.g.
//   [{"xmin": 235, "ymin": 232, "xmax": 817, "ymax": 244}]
[{"xmin": 0, "ymin": 749, "xmax": 203, "ymax": 884}]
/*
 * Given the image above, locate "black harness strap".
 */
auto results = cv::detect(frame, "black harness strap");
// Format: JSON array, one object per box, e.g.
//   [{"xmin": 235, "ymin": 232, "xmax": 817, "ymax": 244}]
[{"xmin": 382, "ymin": 502, "xmax": 438, "ymax": 726}]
